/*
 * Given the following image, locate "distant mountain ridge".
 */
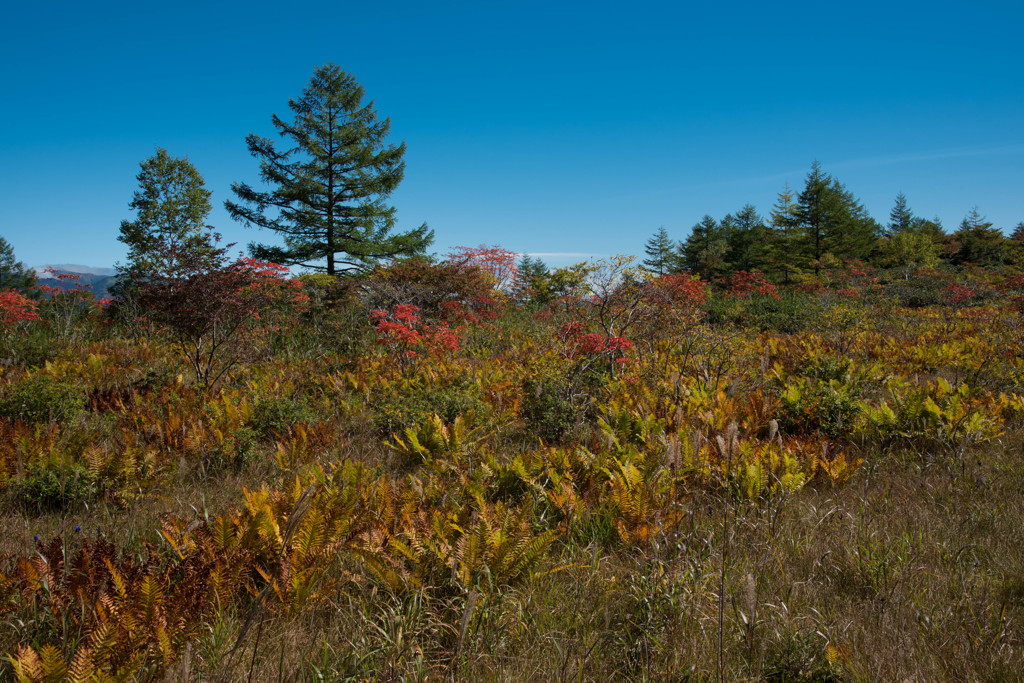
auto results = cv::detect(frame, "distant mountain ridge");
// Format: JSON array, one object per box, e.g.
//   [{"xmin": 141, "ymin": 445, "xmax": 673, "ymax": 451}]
[
  {"xmin": 32, "ymin": 264, "xmax": 117, "ymax": 299},
  {"xmin": 32, "ymin": 264, "xmax": 117, "ymax": 277}
]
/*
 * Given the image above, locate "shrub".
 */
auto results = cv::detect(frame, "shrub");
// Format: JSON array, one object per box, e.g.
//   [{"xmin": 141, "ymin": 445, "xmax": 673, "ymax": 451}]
[
  {"xmin": 888, "ymin": 273, "xmax": 948, "ymax": 308},
  {"xmin": 249, "ymin": 396, "xmax": 317, "ymax": 440},
  {"xmin": 521, "ymin": 379, "xmax": 580, "ymax": 443},
  {"xmin": 206, "ymin": 426, "xmax": 259, "ymax": 472},
  {"xmin": 746, "ymin": 290, "xmax": 816, "ymax": 333},
  {"xmin": 704, "ymin": 290, "xmax": 815, "ymax": 333},
  {"xmin": 777, "ymin": 378, "xmax": 860, "ymax": 438},
  {"xmin": 372, "ymin": 378, "xmax": 486, "ymax": 437},
  {"xmin": 18, "ymin": 460, "xmax": 98, "ymax": 511},
  {"xmin": 4, "ymin": 326, "xmax": 60, "ymax": 368},
  {"xmin": 132, "ymin": 232, "xmax": 290, "ymax": 389},
  {"xmin": 365, "ymin": 257, "xmax": 495, "ymax": 319},
  {"xmin": 0, "ymin": 374, "xmax": 85, "ymax": 423}
]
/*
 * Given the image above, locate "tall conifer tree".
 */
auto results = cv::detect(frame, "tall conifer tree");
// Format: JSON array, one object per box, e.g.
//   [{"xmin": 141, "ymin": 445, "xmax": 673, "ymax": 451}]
[
  {"xmin": 794, "ymin": 162, "xmax": 879, "ymax": 270},
  {"xmin": 0, "ymin": 236, "xmax": 36, "ymax": 294},
  {"xmin": 227, "ymin": 64, "xmax": 432, "ymax": 275},
  {"xmin": 642, "ymin": 226, "xmax": 678, "ymax": 275},
  {"xmin": 681, "ymin": 215, "xmax": 727, "ymax": 280},
  {"xmin": 724, "ymin": 204, "xmax": 769, "ymax": 272},
  {"xmin": 950, "ymin": 207, "xmax": 1011, "ymax": 266},
  {"xmin": 888, "ymin": 192, "xmax": 914, "ymax": 236},
  {"xmin": 768, "ymin": 183, "xmax": 801, "ymax": 282}
]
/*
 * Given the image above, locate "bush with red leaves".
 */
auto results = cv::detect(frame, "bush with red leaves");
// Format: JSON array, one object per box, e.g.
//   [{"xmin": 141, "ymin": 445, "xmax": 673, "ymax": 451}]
[{"xmin": 132, "ymin": 233, "xmax": 290, "ymax": 388}]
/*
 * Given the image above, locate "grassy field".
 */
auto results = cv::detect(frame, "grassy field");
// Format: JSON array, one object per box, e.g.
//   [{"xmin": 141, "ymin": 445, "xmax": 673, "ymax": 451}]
[{"xmin": 2, "ymin": 262, "xmax": 1023, "ymax": 681}]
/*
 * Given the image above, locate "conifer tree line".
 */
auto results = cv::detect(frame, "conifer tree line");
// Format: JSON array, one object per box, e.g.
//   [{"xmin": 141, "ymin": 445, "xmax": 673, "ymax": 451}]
[
  {"xmin": 7, "ymin": 62, "xmax": 1023, "ymax": 288},
  {"xmin": 644, "ymin": 160, "xmax": 1024, "ymax": 281}
]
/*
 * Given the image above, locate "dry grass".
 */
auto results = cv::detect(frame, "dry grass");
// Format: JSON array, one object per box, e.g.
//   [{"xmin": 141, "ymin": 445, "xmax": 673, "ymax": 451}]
[
  {"xmin": 2, "ymin": 294, "xmax": 1023, "ymax": 681},
  {"xmin": 10, "ymin": 434, "xmax": 1012, "ymax": 681}
]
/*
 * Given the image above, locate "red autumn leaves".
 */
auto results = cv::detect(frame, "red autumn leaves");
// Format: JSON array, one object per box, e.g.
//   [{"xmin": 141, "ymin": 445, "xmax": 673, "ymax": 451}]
[{"xmin": 370, "ymin": 304, "xmax": 462, "ymax": 361}]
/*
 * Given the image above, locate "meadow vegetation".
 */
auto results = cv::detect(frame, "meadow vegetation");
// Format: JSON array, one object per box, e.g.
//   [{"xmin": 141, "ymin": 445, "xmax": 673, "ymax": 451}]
[{"xmin": 1, "ymin": 249, "xmax": 1024, "ymax": 681}]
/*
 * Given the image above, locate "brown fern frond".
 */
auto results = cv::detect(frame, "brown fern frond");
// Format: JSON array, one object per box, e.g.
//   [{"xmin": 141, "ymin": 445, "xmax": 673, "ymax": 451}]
[{"xmin": 66, "ymin": 644, "xmax": 96, "ymax": 683}]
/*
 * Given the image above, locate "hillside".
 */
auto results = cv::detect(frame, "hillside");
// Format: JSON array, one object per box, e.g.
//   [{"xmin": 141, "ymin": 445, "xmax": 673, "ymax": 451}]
[
  {"xmin": 1, "ymin": 258, "xmax": 1023, "ymax": 680},
  {"xmin": 32, "ymin": 265, "xmax": 117, "ymax": 299}
]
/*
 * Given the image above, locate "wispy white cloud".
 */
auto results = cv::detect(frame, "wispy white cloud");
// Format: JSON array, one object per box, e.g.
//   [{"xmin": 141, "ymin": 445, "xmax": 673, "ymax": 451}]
[
  {"xmin": 736, "ymin": 143, "xmax": 1024, "ymax": 186},
  {"xmin": 828, "ymin": 143, "xmax": 1024, "ymax": 171}
]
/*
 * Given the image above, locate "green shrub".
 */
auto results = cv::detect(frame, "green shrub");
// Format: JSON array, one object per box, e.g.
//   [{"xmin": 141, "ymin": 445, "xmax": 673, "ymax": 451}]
[
  {"xmin": 761, "ymin": 628, "xmax": 844, "ymax": 682},
  {"xmin": 777, "ymin": 378, "xmax": 860, "ymax": 439},
  {"xmin": 18, "ymin": 460, "xmax": 98, "ymax": 511},
  {"xmin": 746, "ymin": 291, "xmax": 816, "ymax": 333},
  {"xmin": 4, "ymin": 327, "xmax": 60, "ymax": 368},
  {"xmin": 206, "ymin": 426, "xmax": 259, "ymax": 472},
  {"xmin": 703, "ymin": 291, "xmax": 815, "ymax": 333},
  {"xmin": 249, "ymin": 396, "xmax": 316, "ymax": 439},
  {"xmin": 888, "ymin": 274, "xmax": 946, "ymax": 308},
  {"xmin": 521, "ymin": 379, "xmax": 579, "ymax": 443},
  {"xmin": 703, "ymin": 295, "xmax": 744, "ymax": 326},
  {"xmin": 0, "ymin": 374, "xmax": 85, "ymax": 423},
  {"xmin": 372, "ymin": 376, "xmax": 486, "ymax": 436}
]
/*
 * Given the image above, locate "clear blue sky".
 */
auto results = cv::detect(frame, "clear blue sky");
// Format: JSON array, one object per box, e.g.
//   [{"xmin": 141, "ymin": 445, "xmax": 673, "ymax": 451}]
[{"xmin": 1, "ymin": 0, "xmax": 1022, "ymax": 270}]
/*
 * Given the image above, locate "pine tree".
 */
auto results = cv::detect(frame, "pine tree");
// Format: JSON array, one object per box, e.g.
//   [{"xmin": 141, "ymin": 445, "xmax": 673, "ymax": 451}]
[
  {"xmin": 642, "ymin": 226, "xmax": 678, "ymax": 275},
  {"xmin": 950, "ymin": 207, "xmax": 1011, "ymax": 266},
  {"xmin": 516, "ymin": 254, "xmax": 549, "ymax": 284},
  {"xmin": 0, "ymin": 236, "xmax": 36, "ymax": 294},
  {"xmin": 768, "ymin": 183, "xmax": 801, "ymax": 282},
  {"xmin": 680, "ymin": 215, "xmax": 727, "ymax": 280},
  {"xmin": 724, "ymin": 204, "xmax": 770, "ymax": 272},
  {"xmin": 888, "ymin": 192, "xmax": 914, "ymax": 236},
  {"xmin": 513, "ymin": 254, "xmax": 550, "ymax": 304},
  {"xmin": 794, "ymin": 162, "xmax": 879, "ymax": 271},
  {"xmin": 117, "ymin": 148, "xmax": 213, "ymax": 277},
  {"xmin": 226, "ymin": 64, "xmax": 433, "ymax": 275}
]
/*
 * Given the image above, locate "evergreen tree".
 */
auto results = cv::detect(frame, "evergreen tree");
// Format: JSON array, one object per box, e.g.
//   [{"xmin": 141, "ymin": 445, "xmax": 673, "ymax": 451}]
[
  {"xmin": 227, "ymin": 64, "xmax": 432, "ymax": 275},
  {"xmin": 794, "ymin": 162, "xmax": 879, "ymax": 270},
  {"xmin": 949, "ymin": 207, "xmax": 1011, "ymax": 267},
  {"xmin": 117, "ymin": 148, "xmax": 213, "ymax": 277},
  {"xmin": 514, "ymin": 254, "xmax": 550, "ymax": 302},
  {"xmin": 0, "ymin": 236, "xmax": 36, "ymax": 294},
  {"xmin": 913, "ymin": 216, "xmax": 946, "ymax": 242},
  {"xmin": 887, "ymin": 192, "xmax": 914, "ymax": 235},
  {"xmin": 680, "ymin": 215, "xmax": 727, "ymax": 280},
  {"xmin": 724, "ymin": 204, "xmax": 770, "ymax": 272},
  {"xmin": 642, "ymin": 226, "xmax": 678, "ymax": 275},
  {"xmin": 1010, "ymin": 222, "xmax": 1024, "ymax": 266},
  {"xmin": 768, "ymin": 183, "xmax": 801, "ymax": 282}
]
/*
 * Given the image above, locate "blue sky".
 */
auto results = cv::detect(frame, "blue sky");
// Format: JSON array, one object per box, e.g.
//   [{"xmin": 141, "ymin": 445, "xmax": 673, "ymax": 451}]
[{"xmin": 1, "ymin": 0, "xmax": 1022, "ymax": 270}]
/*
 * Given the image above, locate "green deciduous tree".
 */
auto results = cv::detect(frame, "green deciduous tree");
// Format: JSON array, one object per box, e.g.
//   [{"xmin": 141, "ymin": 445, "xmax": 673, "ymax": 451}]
[
  {"xmin": 0, "ymin": 236, "xmax": 36, "ymax": 294},
  {"xmin": 227, "ymin": 64, "xmax": 433, "ymax": 275},
  {"xmin": 117, "ymin": 148, "xmax": 213, "ymax": 277},
  {"xmin": 881, "ymin": 230, "xmax": 940, "ymax": 278}
]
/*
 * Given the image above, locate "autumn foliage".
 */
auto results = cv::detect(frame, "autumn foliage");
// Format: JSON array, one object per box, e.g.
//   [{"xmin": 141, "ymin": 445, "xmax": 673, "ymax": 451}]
[{"xmin": 1, "ymin": 249, "xmax": 1024, "ymax": 680}]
